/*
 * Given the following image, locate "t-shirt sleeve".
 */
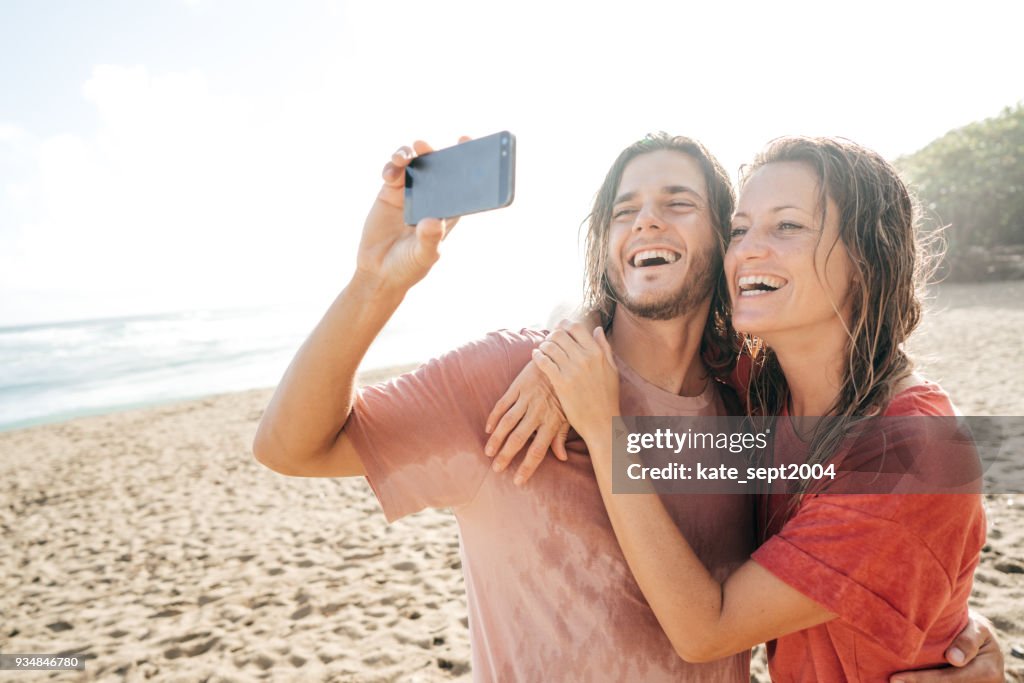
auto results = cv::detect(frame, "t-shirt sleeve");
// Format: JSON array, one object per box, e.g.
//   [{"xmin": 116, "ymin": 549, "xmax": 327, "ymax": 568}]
[
  {"xmin": 752, "ymin": 493, "xmax": 985, "ymax": 660},
  {"xmin": 344, "ymin": 329, "xmax": 543, "ymax": 522}
]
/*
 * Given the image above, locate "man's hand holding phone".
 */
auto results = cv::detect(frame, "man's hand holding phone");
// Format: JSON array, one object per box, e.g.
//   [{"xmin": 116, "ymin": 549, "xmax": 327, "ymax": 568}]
[{"xmin": 355, "ymin": 139, "xmax": 467, "ymax": 296}]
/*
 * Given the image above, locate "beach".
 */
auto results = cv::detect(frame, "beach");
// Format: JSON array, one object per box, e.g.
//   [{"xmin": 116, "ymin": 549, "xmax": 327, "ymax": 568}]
[{"xmin": 3, "ymin": 280, "xmax": 1024, "ymax": 682}]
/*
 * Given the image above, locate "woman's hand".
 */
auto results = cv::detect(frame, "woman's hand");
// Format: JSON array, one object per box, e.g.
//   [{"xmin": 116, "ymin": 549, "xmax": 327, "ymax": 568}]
[
  {"xmin": 484, "ymin": 361, "xmax": 571, "ymax": 486},
  {"xmin": 531, "ymin": 322, "xmax": 619, "ymax": 446},
  {"xmin": 483, "ymin": 316, "xmax": 606, "ymax": 485}
]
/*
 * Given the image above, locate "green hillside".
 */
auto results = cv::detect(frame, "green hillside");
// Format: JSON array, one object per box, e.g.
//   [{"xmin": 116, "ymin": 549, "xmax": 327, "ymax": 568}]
[{"xmin": 897, "ymin": 103, "xmax": 1024, "ymax": 281}]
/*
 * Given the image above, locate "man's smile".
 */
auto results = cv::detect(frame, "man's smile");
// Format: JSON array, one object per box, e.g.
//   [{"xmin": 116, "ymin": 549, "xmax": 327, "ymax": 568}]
[{"xmin": 627, "ymin": 245, "xmax": 683, "ymax": 270}]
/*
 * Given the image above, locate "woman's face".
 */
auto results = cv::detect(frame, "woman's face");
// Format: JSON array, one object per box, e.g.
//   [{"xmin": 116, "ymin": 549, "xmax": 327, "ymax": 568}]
[{"xmin": 725, "ymin": 161, "xmax": 854, "ymax": 345}]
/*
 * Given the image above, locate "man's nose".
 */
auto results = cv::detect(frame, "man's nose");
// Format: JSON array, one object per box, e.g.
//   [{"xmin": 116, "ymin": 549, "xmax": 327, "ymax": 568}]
[{"xmin": 632, "ymin": 204, "xmax": 662, "ymax": 232}]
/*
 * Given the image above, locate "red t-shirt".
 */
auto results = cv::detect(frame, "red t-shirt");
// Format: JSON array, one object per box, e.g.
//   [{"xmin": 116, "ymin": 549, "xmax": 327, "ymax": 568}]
[{"xmin": 751, "ymin": 383, "xmax": 986, "ymax": 682}]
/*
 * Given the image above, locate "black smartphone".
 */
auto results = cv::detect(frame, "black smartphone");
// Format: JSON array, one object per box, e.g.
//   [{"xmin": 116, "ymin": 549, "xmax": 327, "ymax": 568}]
[{"xmin": 404, "ymin": 131, "xmax": 516, "ymax": 224}]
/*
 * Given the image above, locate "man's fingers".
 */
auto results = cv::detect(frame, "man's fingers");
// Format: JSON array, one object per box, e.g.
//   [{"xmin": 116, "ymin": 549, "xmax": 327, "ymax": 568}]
[
  {"xmin": 382, "ymin": 161, "xmax": 404, "ymax": 187},
  {"xmin": 891, "ymin": 668, "xmax": 961, "ymax": 682},
  {"xmin": 414, "ymin": 218, "xmax": 446, "ymax": 264},
  {"xmin": 892, "ymin": 639, "xmax": 1003, "ymax": 683},
  {"xmin": 412, "ymin": 139, "xmax": 434, "ymax": 156},
  {"xmin": 485, "ymin": 399, "xmax": 527, "ymax": 457},
  {"xmin": 890, "ymin": 656, "xmax": 1000, "ymax": 682},
  {"xmin": 440, "ymin": 217, "xmax": 458, "ymax": 239},
  {"xmin": 944, "ymin": 610, "xmax": 994, "ymax": 668},
  {"xmin": 392, "ymin": 146, "xmax": 415, "ymax": 167},
  {"xmin": 946, "ymin": 636, "xmax": 978, "ymax": 668},
  {"xmin": 458, "ymin": 135, "xmax": 472, "ymax": 144}
]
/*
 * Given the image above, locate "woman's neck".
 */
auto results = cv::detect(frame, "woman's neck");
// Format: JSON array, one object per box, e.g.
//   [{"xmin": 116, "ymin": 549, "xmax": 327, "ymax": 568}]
[{"xmin": 767, "ymin": 322, "xmax": 849, "ymax": 417}]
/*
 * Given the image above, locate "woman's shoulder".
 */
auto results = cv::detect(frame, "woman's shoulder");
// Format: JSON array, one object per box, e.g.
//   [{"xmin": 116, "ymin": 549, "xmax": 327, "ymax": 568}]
[{"xmin": 884, "ymin": 374, "xmax": 958, "ymax": 417}]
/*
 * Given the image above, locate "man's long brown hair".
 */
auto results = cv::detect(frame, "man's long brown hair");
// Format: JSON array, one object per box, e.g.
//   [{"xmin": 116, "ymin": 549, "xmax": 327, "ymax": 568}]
[
  {"xmin": 582, "ymin": 132, "xmax": 737, "ymax": 378},
  {"xmin": 738, "ymin": 136, "xmax": 938, "ymax": 500}
]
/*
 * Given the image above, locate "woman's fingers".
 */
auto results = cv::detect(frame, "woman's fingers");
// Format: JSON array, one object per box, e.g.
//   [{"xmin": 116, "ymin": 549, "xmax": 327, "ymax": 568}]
[
  {"xmin": 491, "ymin": 406, "xmax": 545, "ymax": 473},
  {"xmin": 538, "ymin": 339, "xmax": 570, "ymax": 368},
  {"xmin": 532, "ymin": 347, "xmax": 562, "ymax": 385},
  {"xmin": 513, "ymin": 419, "xmax": 564, "ymax": 486},
  {"xmin": 594, "ymin": 326, "xmax": 616, "ymax": 367},
  {"xmin": 551, "ymin": 422, "xmax": 570, "ymax": 462},
  {"xmin": 562, "ymin": 320, "xmax": 598, "ymax": 350},
  {"xmin": 485, "ymin": 397, "xmax": 528, "ymax": 458},
  {"xmin": 544, "ymin": 328, "xmax": 587, "ymax": 365},
  {"xmin": 484, "ymin": 353, "xmax": 572, "ymax": 478},
  {"xmin": 485, "ymin": 386, "xmax": 519, "ymax": 435}
]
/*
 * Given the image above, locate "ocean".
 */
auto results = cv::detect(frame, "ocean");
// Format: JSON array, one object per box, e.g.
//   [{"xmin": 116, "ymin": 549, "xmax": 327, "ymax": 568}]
[{"xmin": 0, "ymin": 304, "xmax": 462, "ymax": 433}]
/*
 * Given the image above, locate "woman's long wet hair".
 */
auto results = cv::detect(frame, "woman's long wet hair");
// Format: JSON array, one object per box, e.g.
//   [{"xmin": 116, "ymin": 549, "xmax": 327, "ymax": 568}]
[{"xmin": 738, "ymin": 136, "xmax": 940, "ymax": 501}]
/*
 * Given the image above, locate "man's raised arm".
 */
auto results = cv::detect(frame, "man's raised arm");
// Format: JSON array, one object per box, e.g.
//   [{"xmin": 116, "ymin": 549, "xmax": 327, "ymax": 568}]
[{"xmin": 252, "ymin": 141, "xmax": 455, "ymax": 478}]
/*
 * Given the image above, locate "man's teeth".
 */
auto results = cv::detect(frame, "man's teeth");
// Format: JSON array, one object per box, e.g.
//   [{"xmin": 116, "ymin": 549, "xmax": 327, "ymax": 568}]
[
  {"xmin": 737, "ymin": 274, "xmax": 786, "ymax": 296},
  {"xmin": 633, "ymin": 249, "xmax": 680, "ymax": 267}
]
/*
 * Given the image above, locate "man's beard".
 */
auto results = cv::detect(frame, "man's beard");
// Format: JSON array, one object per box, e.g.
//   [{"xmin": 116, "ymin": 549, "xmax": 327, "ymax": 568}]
[{"xmin": 606, "ymin": 246, "xmax": 719, "ymax": 321}]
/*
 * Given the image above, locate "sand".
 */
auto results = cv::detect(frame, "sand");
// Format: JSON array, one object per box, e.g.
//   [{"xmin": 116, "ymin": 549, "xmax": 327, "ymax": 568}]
[{"xmin": 2, "ymin": 281, "xmax": 1023, "ymax": 682}]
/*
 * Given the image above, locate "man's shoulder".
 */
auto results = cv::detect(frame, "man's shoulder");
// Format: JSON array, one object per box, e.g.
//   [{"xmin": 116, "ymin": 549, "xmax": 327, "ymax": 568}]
[
  {"xmin": 429, "ymin": 328, "xmax": 546, "ymax": 376},
  {"xmin": 359, "ymin": 328, "xmax": 547, "ymax": 405},
  {"xmin": 484, "ymin": 327, "xmax": 548, "ymax": 349}
]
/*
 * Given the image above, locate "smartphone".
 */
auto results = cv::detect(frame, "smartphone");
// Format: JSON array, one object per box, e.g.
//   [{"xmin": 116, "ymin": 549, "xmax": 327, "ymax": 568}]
[{"xmin": 404, "ymin": 131, "xmax": 516, "ymax": 224}]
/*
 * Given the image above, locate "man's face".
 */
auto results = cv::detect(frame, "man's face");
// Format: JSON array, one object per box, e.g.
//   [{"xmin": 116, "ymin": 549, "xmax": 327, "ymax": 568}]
[{"xmin": 605, "ymin": 150, "xmax": 719, "ymax": 320}]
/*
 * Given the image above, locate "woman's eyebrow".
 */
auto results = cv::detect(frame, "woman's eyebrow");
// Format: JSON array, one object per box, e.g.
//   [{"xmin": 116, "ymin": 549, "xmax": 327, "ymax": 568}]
[
  {"xmin": 768, "ymin": 204, "xmax": 808, "ymax": 213},
  {"xmin": 733, "ymin": 205, "xmax": 812, "ymax": 219}
]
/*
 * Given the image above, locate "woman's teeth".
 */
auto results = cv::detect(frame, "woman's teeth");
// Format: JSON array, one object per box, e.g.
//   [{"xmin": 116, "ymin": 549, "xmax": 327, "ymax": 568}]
[{"xmin": 737, "ymin": 274, "xmax": 786, "ymax": 296}]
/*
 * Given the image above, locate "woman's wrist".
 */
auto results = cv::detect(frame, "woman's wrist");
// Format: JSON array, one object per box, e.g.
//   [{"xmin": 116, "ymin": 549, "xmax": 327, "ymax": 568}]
[{"xmin": 576, "ymin": 406, "xmax": 617, "ymax": 451}]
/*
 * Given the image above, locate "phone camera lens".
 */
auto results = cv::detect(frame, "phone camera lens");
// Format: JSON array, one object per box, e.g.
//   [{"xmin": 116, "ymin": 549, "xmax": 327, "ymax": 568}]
[
  {"xmin": 501, "ymin": 137, "xmax": 508, "ymax": 146},
  {"xmin": 501, "ymin": 150, "xmax": 507, "ymax": 157}
]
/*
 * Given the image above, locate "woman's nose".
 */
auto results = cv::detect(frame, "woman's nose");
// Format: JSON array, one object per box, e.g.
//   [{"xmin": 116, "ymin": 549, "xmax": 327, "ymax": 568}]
[{"xmin": 730, "ymin": 225, "xmax": 769, "ymax": 260}]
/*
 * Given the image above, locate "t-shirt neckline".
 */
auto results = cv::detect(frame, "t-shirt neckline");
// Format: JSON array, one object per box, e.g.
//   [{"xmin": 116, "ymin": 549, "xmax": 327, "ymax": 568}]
[{"xmin": 614, "ymin": 354, "xmax": 717, "ymax": 412}]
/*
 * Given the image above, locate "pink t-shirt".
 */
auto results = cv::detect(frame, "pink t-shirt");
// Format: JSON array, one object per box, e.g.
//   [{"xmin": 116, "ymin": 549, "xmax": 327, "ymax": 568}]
[
  {"xmin": 346, "ymin": 329, "xmax": 754, "ymax": 682},
  {"xmin": 752, "ymin": 384, "xmax": 986, "ymax": 682}
]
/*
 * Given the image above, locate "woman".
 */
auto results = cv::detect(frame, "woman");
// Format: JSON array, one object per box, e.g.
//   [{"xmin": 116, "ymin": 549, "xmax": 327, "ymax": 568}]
[{"xmin": 491, "ymin": 137, "xmax": 985, "ymax": 680}]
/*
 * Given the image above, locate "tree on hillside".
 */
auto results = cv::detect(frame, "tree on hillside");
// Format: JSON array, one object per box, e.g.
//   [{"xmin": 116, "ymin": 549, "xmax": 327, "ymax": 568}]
[{"xmin": 897, "ymin": 103, "xmax": 1024, "ymax": 280}]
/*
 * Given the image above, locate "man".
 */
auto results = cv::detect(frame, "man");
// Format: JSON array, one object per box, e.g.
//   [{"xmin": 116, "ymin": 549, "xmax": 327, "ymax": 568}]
[{"xmin": 253, "ymin": 134, "xmax": 1001, "ymax": 682}]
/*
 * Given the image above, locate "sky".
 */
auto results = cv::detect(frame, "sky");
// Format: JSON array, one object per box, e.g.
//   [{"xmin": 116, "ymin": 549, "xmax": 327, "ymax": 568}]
[{"xmin": 1, "ymin": 0, "xmax": 1022, "ymax": 340}]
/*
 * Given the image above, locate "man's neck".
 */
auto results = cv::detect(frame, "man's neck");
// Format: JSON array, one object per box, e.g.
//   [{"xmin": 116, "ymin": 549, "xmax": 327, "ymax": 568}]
[{"xmin": 606, "ymin": 306, "xmax": 710, "ymax": 396}]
